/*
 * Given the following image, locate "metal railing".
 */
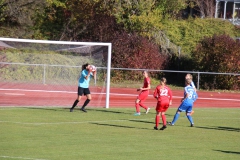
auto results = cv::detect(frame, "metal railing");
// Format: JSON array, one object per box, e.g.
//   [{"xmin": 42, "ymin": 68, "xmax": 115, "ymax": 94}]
[{"xmin": 1, "ymin": 62, "xmax": 240, "ymax": 90}]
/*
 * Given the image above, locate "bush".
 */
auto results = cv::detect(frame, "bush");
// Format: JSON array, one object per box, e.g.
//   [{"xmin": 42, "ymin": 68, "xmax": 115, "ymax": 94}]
[
  {"xmin": 192, "ymin": 34, "xmax": 240, "ymax": 90},
  {"xmin": 111, "ymin": 32, "xmax": 168, "ymax": 82},
  {"xmin": 163, "ymin": 18, "xmax": 240, "ymax": 54}
]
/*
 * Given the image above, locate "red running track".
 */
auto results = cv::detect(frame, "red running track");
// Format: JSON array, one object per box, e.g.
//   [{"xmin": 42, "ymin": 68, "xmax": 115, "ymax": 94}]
[{"xmin": 0, "ymin": 82, "xmax": 239, "ymax": 108}]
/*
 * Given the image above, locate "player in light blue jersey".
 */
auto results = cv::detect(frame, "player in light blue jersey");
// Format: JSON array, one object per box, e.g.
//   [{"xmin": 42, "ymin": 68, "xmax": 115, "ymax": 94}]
[
  {"xmin": 168, "ymin": 79, "xmax": 198, "ymax": 127},
  {"xmin": 185, "ymin": 73, "xmax": 196, "ymax": 115},
  {"xmin": 70, "ymin": 63, "xmax": 96, "ymax": 112}
]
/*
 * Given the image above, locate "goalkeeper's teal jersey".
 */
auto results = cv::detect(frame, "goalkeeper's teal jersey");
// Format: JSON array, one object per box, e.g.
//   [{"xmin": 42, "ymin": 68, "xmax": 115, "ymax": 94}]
[{"xmin": 78, "ymin": 70, "xmax": 93, "ymax": 88}]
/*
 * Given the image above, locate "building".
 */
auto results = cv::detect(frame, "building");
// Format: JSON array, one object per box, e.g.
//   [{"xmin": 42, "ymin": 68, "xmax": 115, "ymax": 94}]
[{"xmin": 215, "ymin": 0, "xmax": 240, "ymax": 25}]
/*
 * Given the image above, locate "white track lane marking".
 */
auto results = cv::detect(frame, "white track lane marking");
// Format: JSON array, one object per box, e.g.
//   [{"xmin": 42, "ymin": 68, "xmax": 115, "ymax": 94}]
[
  {"xmin": 0, "ymin": 88, "xmax": 77, "ymax": 94},
  {"xmin": 0, "ymin": 155, "xmax": 47, "ymax": 160},
  {"xmin": 0, "ymin": 88, "xmax": 240, "ymax": 102},
  {"xmin": 4, "ymin": 93, "xmax": 25, "ymax": 96}
]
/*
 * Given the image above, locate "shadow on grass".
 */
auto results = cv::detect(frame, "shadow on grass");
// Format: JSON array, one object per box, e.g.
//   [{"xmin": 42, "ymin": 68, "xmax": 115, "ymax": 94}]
[
  {"xmin": 26, "ymin": 107, "xmax": 64, "ymax": 112},
  {"xmin": 90, "ymin": 122, "xmax": 151, "ymax": 130},
  {"xmin": 196, "ymin": 126, "xmax": 240, "ymax": 132},
  {"xmin": 214, "ymin": 150, "xmax": 240, "ymax": 154},
  {"xmin": 90, "ymin": 108, "xmax": 132, "ymax": 115},
  {"xmin": 90, "ymin": 108, "xmax": 158, "ymax": 116},
  {"xmin": 129, "ymin": 119, "xmax": 154, "ymax": 124}
]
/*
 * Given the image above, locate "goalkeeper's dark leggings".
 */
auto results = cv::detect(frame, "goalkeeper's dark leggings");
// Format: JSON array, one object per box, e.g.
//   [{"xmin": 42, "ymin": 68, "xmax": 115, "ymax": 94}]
[
  {"xmin": 81, "ymin": 99, "xmax": 90, "ymax": 109},
  {"xmin": 71, "ymin": 100, "xmax": 79, "ymax": 109},
  {"xmin": 71, "ymin": 99, "xmax": 91, "ymax": 109}
]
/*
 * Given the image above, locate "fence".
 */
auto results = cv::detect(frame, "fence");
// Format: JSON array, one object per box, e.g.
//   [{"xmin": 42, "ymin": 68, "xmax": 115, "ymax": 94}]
[{"xmin": 1, "ymin": 62, "xmax": 240, "ymax": 90}]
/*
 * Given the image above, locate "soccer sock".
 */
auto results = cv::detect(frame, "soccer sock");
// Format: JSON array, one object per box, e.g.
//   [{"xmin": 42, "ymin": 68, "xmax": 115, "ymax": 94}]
[
  {"xmin": 161, "ymin": 114, "xmax": 167, "ymax": 126},
  {"xmin": 172, "ymin": 113, "xmax": 180, "ymax": 125},
  {"xmin": 139, "ymin": 103, "xmax": 148, "ymax": 110},
  {"xmin": 135, "ymin": 103, "xmax": 140, "ymax": 113},
  {"xmin": 187, "ymin": 115, "xmax": 194, "ymax": 124},
  {"xmin": 155, "ymin": 115, "xmax": 160, "ymax": 128},
  {"xmin": 82, "ymin": 99, "xmax": 90, "ymax": 109},
  {"xmin": 71, "ymin": 100, "xmax": 79, "ymax": 109}
]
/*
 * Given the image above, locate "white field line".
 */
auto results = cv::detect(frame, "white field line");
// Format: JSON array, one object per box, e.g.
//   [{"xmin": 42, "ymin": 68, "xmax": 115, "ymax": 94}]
[
  {"xmin": 0, "ymin": 118, "xmax": 154, "ymax": 125},
  {"xmin": 0, "ymin": 155, "xmax": 47, "ymax": 160},
  {"xmin": 0, "ymin": 117, "xmax": 240, "ymax": 126},
  {"xmin": 0, "ymin": 88, "xmax": 240, "ymax": 102}
]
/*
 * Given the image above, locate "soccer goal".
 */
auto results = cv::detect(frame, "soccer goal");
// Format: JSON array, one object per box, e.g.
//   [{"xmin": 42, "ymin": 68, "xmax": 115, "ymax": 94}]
[{"xmin": 0, "ymin": 37, "xmax": 112, "ymax": 108}]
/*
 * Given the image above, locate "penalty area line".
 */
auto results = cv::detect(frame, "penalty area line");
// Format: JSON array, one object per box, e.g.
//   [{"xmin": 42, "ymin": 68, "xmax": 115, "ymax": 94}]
[{"xmin": 0, "ymin": 155, "xmax": 47, "ymax": 160}]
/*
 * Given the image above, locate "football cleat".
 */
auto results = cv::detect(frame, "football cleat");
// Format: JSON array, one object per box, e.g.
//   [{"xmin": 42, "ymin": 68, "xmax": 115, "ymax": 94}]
[
  {"xmin": 134, "ymin": 112, "xmax": 141, "ymax": 116},
  {"xmin": 167, "ymin": 122, "xmax": 174, "ymax": 126},
  {"xmin": 80, "ymin": 108, "xmax": 87, "ymax": 113},
  {"xmin": 160, "ymin": 125, "xmax": 167, "ymax": 130},
  {"xmin": 146, "ymin": 108, "xmax": 150, "ymax": 114},
  {"xmin": 154, "ymin": 126, "xmax": 158, "ymax": 130}
]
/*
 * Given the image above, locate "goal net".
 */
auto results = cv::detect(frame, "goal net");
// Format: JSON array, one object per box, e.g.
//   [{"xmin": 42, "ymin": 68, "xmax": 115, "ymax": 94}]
[{"xmin": 0, "ymin": 38, "xmax": 112, "ymax": 108}]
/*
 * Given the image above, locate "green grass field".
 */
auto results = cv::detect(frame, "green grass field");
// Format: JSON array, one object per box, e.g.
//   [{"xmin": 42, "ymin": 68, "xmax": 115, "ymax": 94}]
[{"xmin": 0, "ymin": 107, "xmax": 239, "ymax": 160}]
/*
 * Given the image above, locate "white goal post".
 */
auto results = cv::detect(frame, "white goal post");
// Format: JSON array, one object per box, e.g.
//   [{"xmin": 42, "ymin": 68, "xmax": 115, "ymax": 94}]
[{"xmin": 0, "ymin": 37, "xmax": 112, "ymax": 109}]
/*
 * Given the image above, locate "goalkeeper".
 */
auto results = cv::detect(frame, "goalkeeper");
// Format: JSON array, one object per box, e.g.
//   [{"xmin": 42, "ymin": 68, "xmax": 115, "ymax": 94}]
[{"xmin": 70, "ymin": 63, "xmax": 96, "ymax": 112}]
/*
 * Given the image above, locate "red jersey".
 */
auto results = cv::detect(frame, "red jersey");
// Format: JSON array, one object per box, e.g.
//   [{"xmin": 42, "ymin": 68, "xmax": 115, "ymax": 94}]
[
  {"xmin": 153, "ymin": 85, "xmax": 172, "ymax": 102},
  {"xmin": 137, "ymin": 77, "xmax": 150, "ymax": 101},
  {"xmin": 143, "ymin": 77, "xmax": 150, "ymax": 89}
]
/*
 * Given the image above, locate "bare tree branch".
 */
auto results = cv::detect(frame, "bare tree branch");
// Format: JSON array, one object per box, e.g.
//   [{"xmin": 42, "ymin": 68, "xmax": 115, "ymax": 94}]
[{"xmin": 192, "ymin": 0, "xmax": 215, "ymax": 18}]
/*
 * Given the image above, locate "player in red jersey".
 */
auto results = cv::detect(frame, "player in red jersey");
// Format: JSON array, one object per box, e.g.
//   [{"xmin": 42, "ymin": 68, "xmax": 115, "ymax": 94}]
[
  {"xmin": 134, "ymin": 70, "xmax": 151, "ymax": 116},
  {"xmin": 153, "ymin": 77, "xmax": 172, "ymax": 130}
]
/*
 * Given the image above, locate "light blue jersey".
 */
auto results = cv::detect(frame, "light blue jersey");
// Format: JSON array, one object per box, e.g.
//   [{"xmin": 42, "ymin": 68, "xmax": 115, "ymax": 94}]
[
  {"xmin": 184, "ymin": 85, "xmax": 198, "ymax": 103},
  {"xmin": 78, "ymin": 70, "xmax": 93, "ymax": 88},
  {"xmin": 177, "ymin": 85, "xmax": 198, "ymax": 113}
]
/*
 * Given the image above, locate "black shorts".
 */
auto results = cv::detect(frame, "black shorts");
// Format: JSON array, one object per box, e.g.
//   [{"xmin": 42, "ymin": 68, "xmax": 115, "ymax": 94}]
[{"xmin": 78, "ymin": 87, "xmax": 91, "ymax": 96}]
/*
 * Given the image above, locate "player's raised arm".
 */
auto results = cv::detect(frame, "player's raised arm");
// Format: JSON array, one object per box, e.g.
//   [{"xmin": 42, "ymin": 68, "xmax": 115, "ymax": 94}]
[
  {"xmin": 92, "ymin": 70, "xmax": 97, "ymax": 81},
  {"xmin": 84, "ymin": 67, "xmax": 92, "ymax": 80}
]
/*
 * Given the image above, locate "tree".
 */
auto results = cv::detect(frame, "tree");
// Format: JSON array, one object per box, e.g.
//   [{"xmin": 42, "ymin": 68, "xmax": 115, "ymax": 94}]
[
  {"xmin": 191, "ymin": 0, "xmax": 215, "ymax": 18},
  {"xmin": 0, "ymin": 0, "xmax": 7, "ymax": 23},
  {"xmin": 0, "ymin": 0, "xmax": 51, "ymax": 38},
  {"xmin": 34, "ymin": 0, "xmax": 113, "ymax": 40},
  {"xmin": 108, "ymin": 0, "xmax": 188, "ymax": 34},
  {"xmin": 192, "ymin": 34, "xmax": 240, "ymax": 90},
  {"xmin": 1, "ymin": 0, "xmax": 47, "ymax": 26}
]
